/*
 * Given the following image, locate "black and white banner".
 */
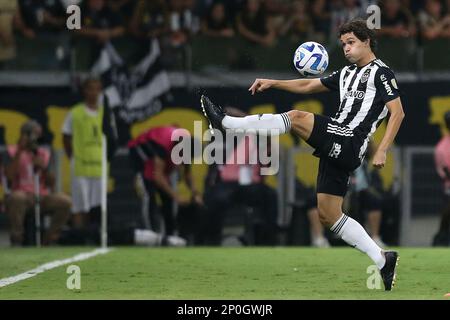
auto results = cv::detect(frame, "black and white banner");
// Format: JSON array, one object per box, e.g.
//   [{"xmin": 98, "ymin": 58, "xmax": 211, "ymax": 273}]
[{"xmin": 91, "ymin": 39, "xmax": 171, "ymax": 124}]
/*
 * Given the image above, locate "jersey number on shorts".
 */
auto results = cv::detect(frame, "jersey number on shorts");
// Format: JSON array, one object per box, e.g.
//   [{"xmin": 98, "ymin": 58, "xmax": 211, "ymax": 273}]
[{"xmin": 328, "ymin": 142, "xmax": 342, "ymax": 159}]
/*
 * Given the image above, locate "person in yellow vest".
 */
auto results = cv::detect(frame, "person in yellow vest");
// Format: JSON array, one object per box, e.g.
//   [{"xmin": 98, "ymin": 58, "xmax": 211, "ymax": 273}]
[{"xmin": 62, "ymin": 77, "xmax": 104, "ymax": 229}]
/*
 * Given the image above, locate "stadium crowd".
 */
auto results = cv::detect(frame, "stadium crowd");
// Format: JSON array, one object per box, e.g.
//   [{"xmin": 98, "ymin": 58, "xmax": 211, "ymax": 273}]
[{"xmin": 1, "ymin": 0, "xmax": 450, "ymax": 68}]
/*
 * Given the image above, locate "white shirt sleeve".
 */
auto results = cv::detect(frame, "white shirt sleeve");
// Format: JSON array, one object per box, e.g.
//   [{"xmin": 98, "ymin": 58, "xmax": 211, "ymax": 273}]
[{"xmin": 62, "ymin": 111, "xmax": 73, "ymax": 135}]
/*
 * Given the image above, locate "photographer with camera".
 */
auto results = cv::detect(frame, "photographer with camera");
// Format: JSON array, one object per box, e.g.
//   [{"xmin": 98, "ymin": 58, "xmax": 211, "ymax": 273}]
[{"xmin": 4, "ymin": 120, "xmax": 71, "ymax": 246}]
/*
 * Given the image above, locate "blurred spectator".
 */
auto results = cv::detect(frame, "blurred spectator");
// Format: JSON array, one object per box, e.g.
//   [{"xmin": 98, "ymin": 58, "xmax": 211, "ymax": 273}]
[
  {"xmin": 262, "ymin": 0, "xmax": 290, "ymax": 37},
  {"xmin": 127, "ymin": 126, "xmax": 202, "ymax": 237},
  {"xmin": 278, "ymin": 0, "xmax": 313, "ymax": 43},
  {"xmin": 418, "ymin": 0, "xmax": 450, "ymax": 40},
  {"xmin": 108, "ymin": 0, "xmax": 137, "ymax": 25},
  {"xmin": 330, "ymin": 0, "xmax": 365, "ymax": 41},
  {"xmin": 62, "ymin": 78, "xmax": 104, "ymax": 230},
  {"xmin": 446, "ymin": 0, "xmax": 450, "ymax": 13},
  {"xmin": 167, "ymin": 0, "xmax": 200, "ymax": 47},
  {"xmin": 201, "ymin": 108, "xmax": 278, "ymax": 246},
  {"xmin": 200, "ymin": 1, "xmax": 235, "ymax": 38},
  {"xmin": 129, "ymin": 0, "xmax": 168, "ymax": 40},
  {"xmin": 0, "ymin": 0, "xmax": 18, "ymax": 64},
  {"xmin": 433, "ymin": 111, "xmax": 450, "ymax": 246},
  {"xmin": 351, "ymin": 142, "xmax": 386, "ymax": 248},
  {"xmin": 236, "ymin": 0, "xmax": 276, "ymax": 47},
  {"xmin": 5, "ymin": 120, "xmax": 71, "ymax": 246},
  {"xmin": 310, "ymin": 0, "xmax": 331, "ymax": 43},
  {"xmin": 378, "ymin": 0, "xmax": 416, "ymax": 38},
  {"xmin": 75, "ymin": 0, "xmax": 125, "ymax": 45},
  {"xmin": 16, "ymin": 0, "xmax": 66, "ymax": 35},
  {"xmin": 400, "ymin": 0, "xmax": 425, "ymax": 15}
]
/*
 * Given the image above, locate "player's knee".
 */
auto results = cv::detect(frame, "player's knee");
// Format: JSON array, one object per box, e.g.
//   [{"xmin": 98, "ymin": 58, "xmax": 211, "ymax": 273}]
[
  {"xmin": 287, "ymin": 110, "xmax": 309, "ymax": 122},
  {"xmin": 287, "ymin": 110, "xmax": 313, "ymax": 129},
  {"xmin": 317, "ymin": 203, "xmax": 336, "ymax": 227}
]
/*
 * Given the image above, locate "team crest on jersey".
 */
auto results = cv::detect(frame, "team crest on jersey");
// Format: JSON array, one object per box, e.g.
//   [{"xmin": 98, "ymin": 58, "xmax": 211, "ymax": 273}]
[
  {"xmin": 361, "ymin": 68, "xmax": 371, "ymax": 83},
  {"xmin": 391, "ymin": 78, "xmax": 398, "ymax": 89}
]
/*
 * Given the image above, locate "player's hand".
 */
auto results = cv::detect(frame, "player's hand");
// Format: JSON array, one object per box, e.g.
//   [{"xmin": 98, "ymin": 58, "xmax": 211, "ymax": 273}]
[
  {"xmin": 372, "ymin": 150, "xmax": 387, "ymax": 169},
  {"xmin": 249, "ymin": 79, "xmax": 273, "ymax": 95}
]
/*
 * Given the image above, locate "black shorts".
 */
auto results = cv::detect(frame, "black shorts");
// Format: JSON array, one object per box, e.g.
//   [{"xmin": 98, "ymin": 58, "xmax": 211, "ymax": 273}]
[{"xmin": 306, "ymin": 114, "xmax": 366, "ymax": 197}]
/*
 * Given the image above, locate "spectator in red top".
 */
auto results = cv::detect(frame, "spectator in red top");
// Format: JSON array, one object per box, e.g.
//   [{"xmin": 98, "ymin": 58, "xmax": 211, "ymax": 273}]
[
  {"xmin": 433, "ymin": 111, "xmax": 450, "ymax": 246},
  {"xmin": 4, "ymin": 120, "xmax": 71, "ymax": 246},
  {"xmin": 127, "ymin": 126, "xmax": 202, "ymax": 236}
]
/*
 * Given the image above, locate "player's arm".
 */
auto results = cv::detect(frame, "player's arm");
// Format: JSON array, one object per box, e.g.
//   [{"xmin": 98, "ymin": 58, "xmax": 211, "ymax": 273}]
[
  {"xmin": 62, "ymin": 112, "xmax": 73, "ymax": 159},
  {"xmin": 249, "ymin": 78, "xmax": 328, "ymax": 95},
  {"xmin": 63, "ymin": 134, "xmax": 72, "ymax": 159},
  {"xmin": 372, "ymin": 97, "xmax": 405, "ymax": 169},
  {"xmin": 372, "ymin": 67, "xmax": 405, "ymax": 169},
  {"xmin": 249, "ymin": 69, "xmax": 341, "ymax": 95}
]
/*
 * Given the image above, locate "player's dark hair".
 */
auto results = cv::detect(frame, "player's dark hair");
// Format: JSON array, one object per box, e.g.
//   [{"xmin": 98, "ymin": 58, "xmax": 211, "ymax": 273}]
[
  {"xmin": 338, "ymin": 18, "xmax": 377, "ymax": 52},
  {"xmin": 444, "ymin": 111, "xmax": 450, "ymax": 130}
]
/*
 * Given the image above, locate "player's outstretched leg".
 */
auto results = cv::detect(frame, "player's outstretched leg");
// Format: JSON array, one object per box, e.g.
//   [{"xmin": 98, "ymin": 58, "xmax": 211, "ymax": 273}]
[
  {"xmin": 317, "ymin": 193, "xmax": 399, "ymax": 291},
  {"xmin": 200, "ymin": 95, "xmax": 226, "ymax": 133},
  {"xmin": 201, "ymin": 94, "xmax": 312, "ymax": 136}
]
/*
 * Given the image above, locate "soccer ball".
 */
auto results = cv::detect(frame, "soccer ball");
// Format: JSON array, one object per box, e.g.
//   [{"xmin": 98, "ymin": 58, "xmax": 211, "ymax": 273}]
[{"xmin": 293, "ymin": 41, "xmax": 329, "ymax": 77}]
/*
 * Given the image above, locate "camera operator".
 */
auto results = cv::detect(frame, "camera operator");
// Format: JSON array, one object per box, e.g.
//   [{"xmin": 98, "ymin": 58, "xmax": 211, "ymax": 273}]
[{"xmin": 5, "ymin": 120, "xmax": 71, "ymax": 246}]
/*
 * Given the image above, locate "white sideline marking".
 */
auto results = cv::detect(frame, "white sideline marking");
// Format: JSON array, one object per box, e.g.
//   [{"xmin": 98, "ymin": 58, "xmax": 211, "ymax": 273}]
[{"xmin": 0, "ymin": 248, "xmax": 112, "ymax": 288}]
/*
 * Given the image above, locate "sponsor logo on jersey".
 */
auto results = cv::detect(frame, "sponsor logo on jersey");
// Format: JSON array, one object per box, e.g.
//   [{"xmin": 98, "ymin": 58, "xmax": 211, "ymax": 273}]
[
  {"xmin": 380, "ymin": 74, "xmax": 393, "ymax": 96},
  {"xmin": 344, "ymin": 90, "xmax": 366, "ymax": 99}
]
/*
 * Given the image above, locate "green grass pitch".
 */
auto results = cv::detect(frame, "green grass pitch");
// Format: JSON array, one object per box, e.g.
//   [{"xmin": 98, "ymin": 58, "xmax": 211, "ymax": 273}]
[{"xmin": 0, "ymin": 247, "xmax": 449, "ymax": 299}]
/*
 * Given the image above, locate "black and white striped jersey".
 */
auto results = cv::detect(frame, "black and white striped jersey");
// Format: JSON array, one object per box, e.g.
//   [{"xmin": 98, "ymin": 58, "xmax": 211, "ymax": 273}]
[{"xmin": 320, "ymin": 59, "xmax": 401, "ymax": 141}]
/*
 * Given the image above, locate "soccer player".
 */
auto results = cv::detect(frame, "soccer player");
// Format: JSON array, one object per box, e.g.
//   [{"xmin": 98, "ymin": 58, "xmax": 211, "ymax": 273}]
[{"xmin": 200, "ymin": 18, "xmax": 404, "ymax": 291}]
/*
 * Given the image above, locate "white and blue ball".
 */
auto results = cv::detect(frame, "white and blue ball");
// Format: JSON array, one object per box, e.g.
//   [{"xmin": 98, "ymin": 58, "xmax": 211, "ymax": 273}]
[{"xmin": 293, "ymin": 41, "xmax": 329, "ymax": 77}]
